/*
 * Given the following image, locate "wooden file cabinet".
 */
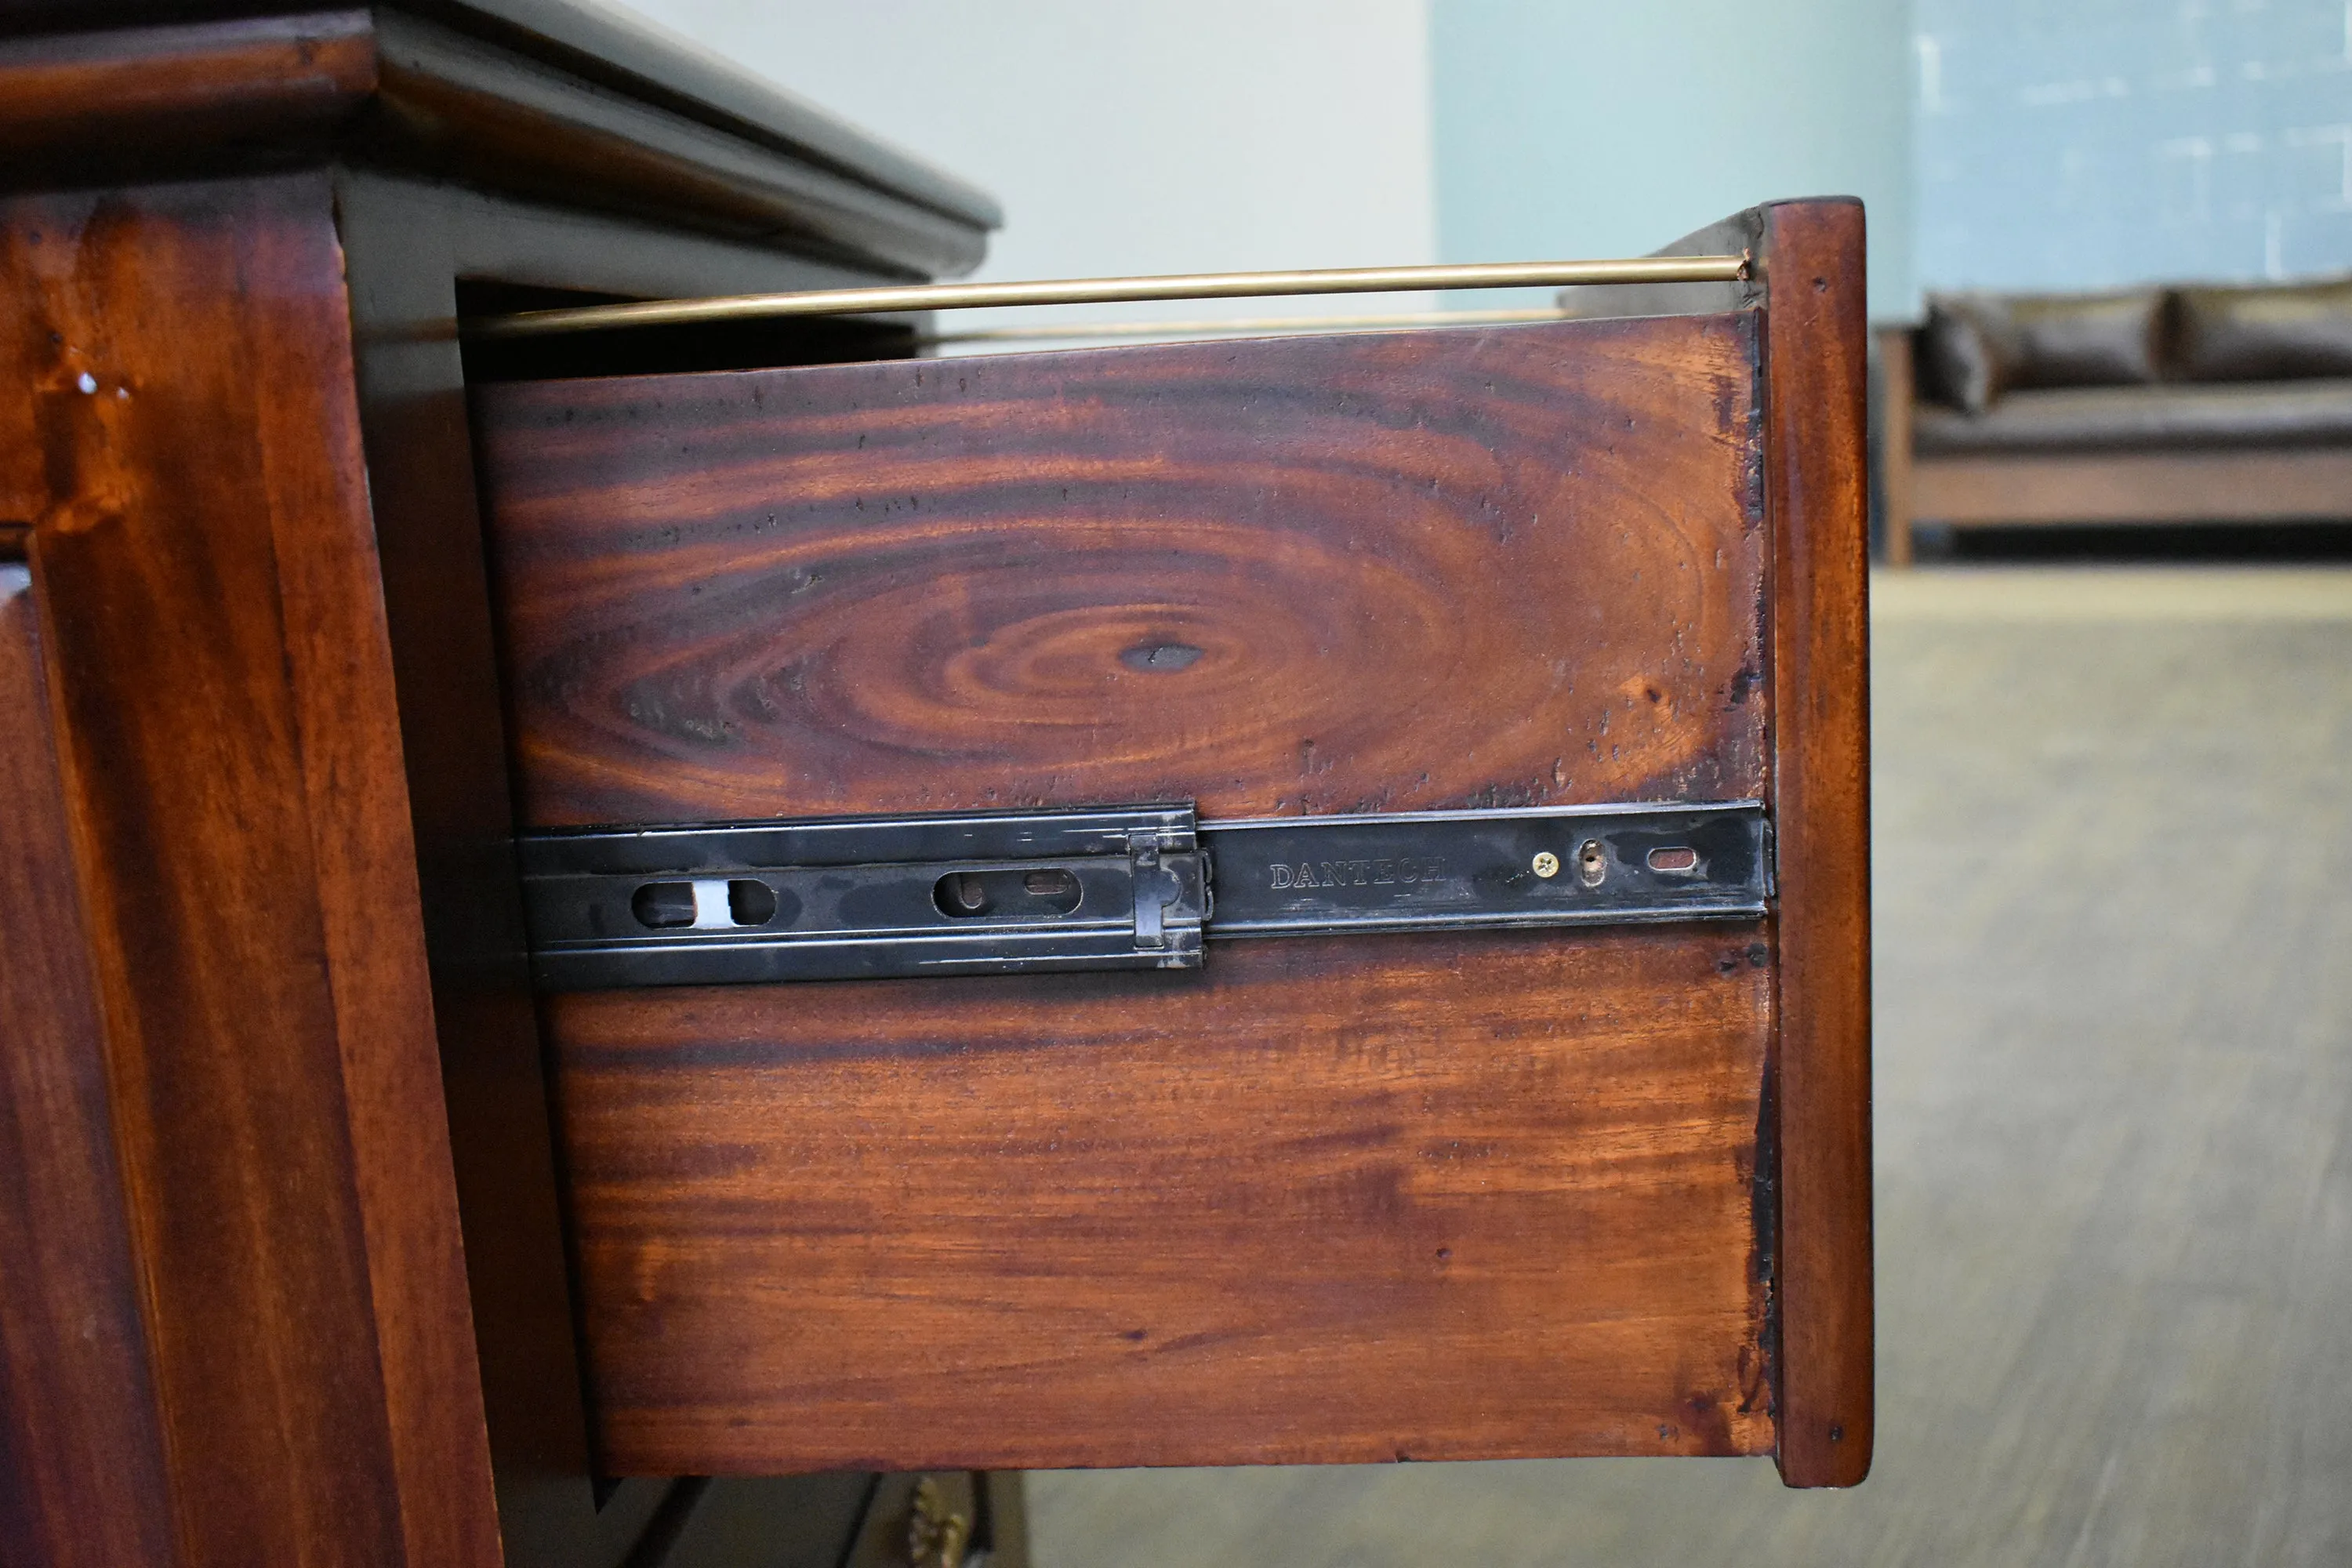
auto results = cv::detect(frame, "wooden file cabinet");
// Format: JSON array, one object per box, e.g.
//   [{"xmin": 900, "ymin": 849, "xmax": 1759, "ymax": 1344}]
[{"xmin": 0, "ymin": 6, "xmax": 1870, "ymax": 1565}]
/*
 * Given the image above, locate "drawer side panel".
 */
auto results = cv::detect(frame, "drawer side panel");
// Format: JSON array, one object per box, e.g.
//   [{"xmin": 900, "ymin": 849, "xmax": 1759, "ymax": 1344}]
[
  {"xmin": 475, "ymin": 314, "xmax": 1766, "ymax": 827},
  {"xmin": 557, "ymin": 927, "xmax": 1771, "ymax": 1473},
  {"xmin": 477, "ymin": 311, "xmax": 1777, "ymax": 1472}
]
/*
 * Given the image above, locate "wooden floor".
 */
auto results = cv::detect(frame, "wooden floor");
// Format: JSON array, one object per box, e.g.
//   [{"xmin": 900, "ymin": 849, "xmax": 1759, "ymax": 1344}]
[{"xmin": 1025, "ymin": 568, "xmax": 2352, "ymax": 1567}]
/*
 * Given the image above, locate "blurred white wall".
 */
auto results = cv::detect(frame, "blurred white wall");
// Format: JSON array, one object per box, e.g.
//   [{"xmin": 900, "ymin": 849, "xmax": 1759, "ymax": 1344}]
[
  {"xmin": 605, "ymin": 0, "xmax": 1439, "ymax": 338},
  {"xmin": 602, "ymin": 3, "xmax": 1917, "ymax": 325}
]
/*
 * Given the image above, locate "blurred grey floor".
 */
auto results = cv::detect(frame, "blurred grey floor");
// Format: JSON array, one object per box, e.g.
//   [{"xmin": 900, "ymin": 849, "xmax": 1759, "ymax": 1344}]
[{"xmin": 1024, "ymin": 568, "xmax": 2352, "ymax": 1567}]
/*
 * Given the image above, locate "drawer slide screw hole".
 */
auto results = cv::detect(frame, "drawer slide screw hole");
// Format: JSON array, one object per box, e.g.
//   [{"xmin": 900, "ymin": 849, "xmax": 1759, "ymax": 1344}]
[{"xmin": 934, "ymin": 868, "xmax": 1085, "ymax": 920}]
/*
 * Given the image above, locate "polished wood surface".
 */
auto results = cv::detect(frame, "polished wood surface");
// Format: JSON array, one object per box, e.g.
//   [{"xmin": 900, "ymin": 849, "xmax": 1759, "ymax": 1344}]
[
  {"xmin": 0, "ymin": 553, "xmax": 179, "ymax": 1568},
  {"xmin": 0, "ymin": 174, "xmax": 500, "ymax": 1564},
  {"xmin": 477, "ymin": 309, "xmax": 1786, "ymax": 1473},
  {"xmin": 2, "ymin": 7, "xmax": 1876, "ymax": 1544},
  {"xmin": 1759, "ymin": 198, "xmax": 1874, "ymax": 1486},
  {"xmin": 477, "ymin": 313, "xmax": 1769, "ymax": 827},
  {"xmin": 0, "ymin": 4, "xmax": 1011, "ymax": 1561},
  {"xmin": 0, "ymin": 9, "xmax": 375, "ymax": 166},
  {"xmin": 0, "ymin": 5, "xmax": 992, "ymax": 278},
  {"xmin": 0, "ymin": 0, "xmax": 996, "ymax": 245},
  {"xmin": 557, "ymin": 929, "xmax": 1772, "ymax": 1475}
]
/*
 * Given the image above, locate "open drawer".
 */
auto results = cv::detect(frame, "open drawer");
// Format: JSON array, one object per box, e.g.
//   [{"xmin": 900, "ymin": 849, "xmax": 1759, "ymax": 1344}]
[{"xmin": 469, "ymin": 200, "xmax": 1871, "ymax": 1489}]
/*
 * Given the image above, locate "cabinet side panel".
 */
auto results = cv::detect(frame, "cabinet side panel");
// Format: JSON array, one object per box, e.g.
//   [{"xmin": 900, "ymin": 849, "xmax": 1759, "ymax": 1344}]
[
  {"xmin": 0, "ymin": 176, "xmax": 499, "ymax": 1566},
  {"xmin": 0, "ymin": 560, "xmax": 179, "ymax": 1568}
]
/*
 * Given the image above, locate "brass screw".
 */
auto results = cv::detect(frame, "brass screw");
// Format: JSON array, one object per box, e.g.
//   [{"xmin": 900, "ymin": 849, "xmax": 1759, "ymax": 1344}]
[
  {"xmin": 1531, "ymin": 851, "xmax": 1560, "ymax": 878},
  {"xmin": 906, "ymin": 1477, "xmax": 971, "ymax": 1568}
]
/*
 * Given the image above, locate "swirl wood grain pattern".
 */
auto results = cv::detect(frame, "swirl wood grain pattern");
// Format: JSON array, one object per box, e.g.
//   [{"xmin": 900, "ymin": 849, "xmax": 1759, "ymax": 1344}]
[
  {"xmin": 478, "ymin": 306, "xmax": 1800, "ymax": 1475},
  {"xmin": 475, "ymin": 312, "xmax": 1766, "ymax": 828}
]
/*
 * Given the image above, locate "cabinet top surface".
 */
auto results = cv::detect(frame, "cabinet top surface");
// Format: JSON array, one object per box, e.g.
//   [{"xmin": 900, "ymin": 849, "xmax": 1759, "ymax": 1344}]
[{"xmin": 0, "ymin": 0, "xmax": 999, "ymax": 276}]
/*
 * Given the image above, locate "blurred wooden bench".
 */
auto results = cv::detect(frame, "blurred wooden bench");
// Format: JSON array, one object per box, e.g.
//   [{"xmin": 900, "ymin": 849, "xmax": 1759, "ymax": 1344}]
[{"xmin": 1880, "ymin": 280, "xmax": 2352, "ymax": 563}]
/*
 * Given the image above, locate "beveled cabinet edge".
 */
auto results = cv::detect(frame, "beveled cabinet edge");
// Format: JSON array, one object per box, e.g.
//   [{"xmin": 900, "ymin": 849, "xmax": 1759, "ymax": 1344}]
[
  {"xmin": 4, "ymin": 172, "xmax": 503, "ymax": 1566},
  {"xmin": 1759, "ymin": 198, "xmax": 1875, "ymax": 1487},
  {"xmin": 0, "ymin": 5, "xmax": 993, "ymax": 281}
]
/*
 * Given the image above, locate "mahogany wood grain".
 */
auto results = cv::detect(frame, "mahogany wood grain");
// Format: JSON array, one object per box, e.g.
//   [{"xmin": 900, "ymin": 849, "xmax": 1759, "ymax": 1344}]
[
  {"xmin": 555, "ymin": 928, "xmax": 1774, "ymax": 1475},
  {"xmin": 0, "ymin": 5, "xmax": 989, "ymax": 281},
  {"xmin": 0, "ymin": 0, "xmax": 993, "ymax": 245},
  {"xmin": 481, "ymin": 309, "xmax": 1787, "ymax": 1474},
  {"xmin": 477, "ymin": 313, "xmax": 1769, "ymax": 828},
  {"xmin": 0, "ymin": 175, "xmax": 499, "ymax": 1566},
  {"xmin": 1759, "ymin": 199, "xmax": 1875, "ymax": 1486},
  {"xmin": 0, "ymin": 11, "xmax": 376, "ymax": 169},
  {"xmin": 0, "ymin": 4, "xmax": 1008, "ymax": 1556},
  {"xmin": 0, "ymin": 554, "xmax": 180, "ymax": 1567}
]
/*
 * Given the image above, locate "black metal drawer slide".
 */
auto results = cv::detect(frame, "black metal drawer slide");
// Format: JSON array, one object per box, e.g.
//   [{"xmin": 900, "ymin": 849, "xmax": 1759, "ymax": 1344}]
[{"xmin": 519, "ymin": 800, "xmax": 1768, "ymax": 990}]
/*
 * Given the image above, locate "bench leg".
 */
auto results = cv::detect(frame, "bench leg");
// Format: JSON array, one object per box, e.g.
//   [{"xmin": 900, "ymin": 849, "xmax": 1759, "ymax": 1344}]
[{"xmin": 1877, "ymin": 326, "xmax": 1916, "ymax": 567}]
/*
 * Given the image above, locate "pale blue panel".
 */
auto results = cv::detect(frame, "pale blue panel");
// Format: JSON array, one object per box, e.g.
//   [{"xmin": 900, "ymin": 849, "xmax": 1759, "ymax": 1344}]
[
  {"xmin": 1431, "ymin": 0, "xmax": 1916, "ymax": 318},
  {"xmin": 1915, "ymin": 0, "xmax": 2352, "ymax": 289}
]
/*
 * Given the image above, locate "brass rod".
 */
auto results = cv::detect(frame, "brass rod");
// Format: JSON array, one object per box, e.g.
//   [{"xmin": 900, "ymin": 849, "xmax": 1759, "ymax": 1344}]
[
  {"xmin": 466, "ymin": 254, "xmax": 1747, "ymax": 339},
  {"xmin": 919, "ymin": 306, "xmax": 1575, "ymax": 346}
]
